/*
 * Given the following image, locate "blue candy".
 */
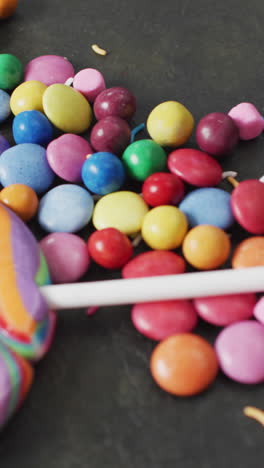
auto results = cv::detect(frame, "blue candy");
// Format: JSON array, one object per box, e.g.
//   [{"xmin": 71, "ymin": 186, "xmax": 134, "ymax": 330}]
[
  {"xmin": 179, "ymin": 187, "xmax": 234, "ymax": 229},
  {"xmin": 0, "ymin": 143, "xmax": 55, "ymax": 194},
  {"xmin": 82, "ymin": 152, "xmax": 125, "ymax": 195},
  {"xmin": 0, "ymin": 135, "xmax": 10, "ymax": 155},
  {"xmin": 12, "ymin": 110, "xmax": 53, "ymax": 146},
  {"xmin": 38, "ymin": 184, "xmax": 94, "ymax": 233},
  {"xmin": 0, "ymin": 90, "xmax": 11, "ymax": 123}
]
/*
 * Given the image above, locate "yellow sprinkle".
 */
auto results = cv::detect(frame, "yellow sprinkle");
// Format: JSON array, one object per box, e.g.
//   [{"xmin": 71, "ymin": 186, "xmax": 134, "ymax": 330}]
[
  {"xmin": 243, "ymin": 406, "xmax": 264, "ymax": 427},
  {"xmin": 91, "ymin": 44, "xmax": 108, "ymax": 56},
  {"xmin": 227, "ymin": 176, "xmax": 239, "ymax": 188}
]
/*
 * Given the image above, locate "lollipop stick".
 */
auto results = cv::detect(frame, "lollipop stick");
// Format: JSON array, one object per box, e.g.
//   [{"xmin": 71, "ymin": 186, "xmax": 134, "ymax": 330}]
[{"xmin": 41, "ymin": 267, "xmax": 264, "ymax": 309}]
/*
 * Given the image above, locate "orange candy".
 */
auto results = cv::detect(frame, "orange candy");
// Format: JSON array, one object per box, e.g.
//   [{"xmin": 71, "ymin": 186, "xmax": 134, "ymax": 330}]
[
  {"xmin": 150, "ymin": 334, "xmax": 219, "ymax": 396},
  {"xmin": 182, "ymin": 225, "xmax": 231, "ymax": 270},
  {"xmin": 0, "ymin": 0, "xmax": 17, "ymax": 19},
  {"xmin": 232, "ymin": 237, "xmax": 264, "ymax": 268},
  {"xmin": 0, "ymin": 184, "xmax": 39, "ymax": 222}
]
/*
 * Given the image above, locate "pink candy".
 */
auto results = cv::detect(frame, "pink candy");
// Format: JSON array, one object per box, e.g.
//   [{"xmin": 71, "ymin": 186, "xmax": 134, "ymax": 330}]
[
  {"xmin": 40, "ymin": 233, "xmax": 90, "ymax": 284},
  {"xmin": 24, "ymin": 55, "xmax": 75, "ymax": 86},
  {"xmin": 253, "ymin": 296, "xmax": 264, "ymax": 324},
  {"xmin": 47, "ymin": 134, "xmax": 93, "ymax": 182},
  {"xmin": 228, "ymin": 102, "xmax": 264, "ymax": 140},
  {"xmin": 131, "ymin": 300, "xmax": 198, "ymax": 341},
  {"xmin": 215, "ymin": 321, "xmax": 264, "ymax": 384},
  {"xmin": 73, "ymin": 68, "xmax": 106, "ymax": 102}
]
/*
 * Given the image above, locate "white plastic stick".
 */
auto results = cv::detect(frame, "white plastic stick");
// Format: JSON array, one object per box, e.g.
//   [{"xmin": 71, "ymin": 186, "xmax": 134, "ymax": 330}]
[{"xmin": 41, "ymin": 267, "xmax": 264, "ymax": 309}]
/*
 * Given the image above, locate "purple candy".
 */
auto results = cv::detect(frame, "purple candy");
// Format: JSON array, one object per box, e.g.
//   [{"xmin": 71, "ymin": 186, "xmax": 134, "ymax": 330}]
[
  {"xmin": 0, "ymin": 135, "xmax": 10, "ymax": 156},
  {"xmin": 215, "ymin": 320, "xmax": 264, "ymax": 384},
  {"xmin": 196, "ymin": 112, "xmax": 239, "ymax": 157},
  {"xmin": 94, "ymin": 87, "xmax": 136, "ymax": 121},
  {"xmin": 91, "ymin": 116, "xmax": 131, "ymax": 155}
]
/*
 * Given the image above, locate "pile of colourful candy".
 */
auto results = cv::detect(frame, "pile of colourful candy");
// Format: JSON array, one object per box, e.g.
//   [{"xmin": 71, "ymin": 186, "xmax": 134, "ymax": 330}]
[{"xmin": 0, "ymin": 52, "xmax": 264, "ymax": 429}]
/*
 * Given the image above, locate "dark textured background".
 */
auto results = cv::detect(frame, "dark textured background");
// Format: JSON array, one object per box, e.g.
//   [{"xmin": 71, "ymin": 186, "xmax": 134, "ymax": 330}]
[{"xmin": 0, "ymin": 0, "xmax": 264, "ymax": 466}]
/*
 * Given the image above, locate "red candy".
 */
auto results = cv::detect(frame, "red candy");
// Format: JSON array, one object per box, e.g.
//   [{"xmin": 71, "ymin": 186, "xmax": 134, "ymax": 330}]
[
  {"xmin": 132, "ymin": 300, "xmax": 198, "ymax": 340},
  {"xmin": 142, "ymin": 172, "xmax": 185, "ymax": 207},
  {"xmin": 194, "ymin": 293, "xmax": 256, "ymax": 326},
  {"xmin": 196, "ymin": 112, "xmax": 239, "ymax": 157},
  {"xmin": 122, "ymin": 250, "xmax": 186, "ymax": 278},
  {"xmin": 231, "ymin": 179, "xmax": 264, "ymax": 234},
  {"xmin": 87, "ymin": 228, "xmax": 133, "ymax": 269},
  {"xmin": 168, "ymin": 148, "xmax": 222, "ymax": 187}
]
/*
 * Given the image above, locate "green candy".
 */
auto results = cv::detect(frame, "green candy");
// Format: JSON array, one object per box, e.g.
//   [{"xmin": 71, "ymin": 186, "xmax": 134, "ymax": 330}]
[
  {"xmin": 122, "ymin": 139, "xmax": 167, "ymax": 181},
  {"xmin": 0, "ymin": 54, "xmax": 23, "ymax": 90}
]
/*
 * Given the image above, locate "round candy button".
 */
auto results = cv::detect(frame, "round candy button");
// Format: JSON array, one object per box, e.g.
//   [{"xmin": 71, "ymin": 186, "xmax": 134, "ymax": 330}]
[
  {"xmin": 151, "ymin": 334, "xmax": 219, "ymax": 396},
  {"xmin": 40, "ymin": 233, "xmax": 90, "ymax": 283},
  {"xmin": 142, "ymin": 172, "xmax": 185, "ymax": 207},
  {"xmin": 215, "ymin": 321, "xmax": 264, "ymax": 384},
  {"xmin": 93, "ymin": 191, "xmax": 149, "ymax": 235},
  {"xmin": 10, "ymin": 80, "xmax": 47, "ymax": 115},
  {"xmin": 196, "ymin": 112, "xmax": 239, "ymax": 157},
  {"xmin": 231, "ymin": 180, "xmax": 264, "ymax": 234},
  {"xmin": 194, "ymin": 293, "xmax": 256, "ymax": 326},
  {"xmin": 47, "ymin": 134, "xmax": 92, "ymax": 183},
  {"xmin": 228, "ymin": 102, "xmax": 264, "ymax": 140},
  {"xmin": 168, "ymin": 148, "xmax": 222, "ymax": 187},
  {"xmin": 122, "ymin": 139, "xmax": 167, "ymax": 181},
  {"xmin": 0, "ymin": 134, "xmax": 10, "ymax": 155},
  {"xmin": 43, "ymin": 84, "xmax": 92, "ymax": 134},
  {"xmin": 38, "ymin": 185, "xmax": 94, "ymax": 233},
  {"xmin": 122, "ymin": 250, "xmax": 186, "ymax": 278},
  {"xmin": 82, "ymin": 152, "xmax": 125, "ymax": 195},
  {"xmin": 253, "ymin": 297, "xmax": 264, "ymax": 324},
  {"xmin": 0, "ymin": 143, "xmax": 55, "ymax": 194},
  {"xmin": 87, "ymin": 228, "xmax": 133, "ymax": 269},
  {"xmin": 147, "ymin": 101, "xmax": 194, "ymax": 147},
  {"xmin": 183, "ymin": 225, "xmax": 231, "ymax": 270},
  {"xmin": 0, "ymin": 184, "xmax": 39, "ymax": 222},
  {"xmin": 91, "ymin": 116, "xmax": 131, "ymax": 155},
  {"xmin": 232, "ymin": 237, "xmax": 264, "ymax": 268},
  {"xmin": 0, "ymin": 90, "xmax": 10, "ymax": 123},
  {"xmin": 12, "ymin": 110, "xmax": 53, "ymax": 146},
  {"xmin": 73, "ymin": 68, "xmax": 106, "ymax": 102},
  {"xmin": 24, "ymin": 55, "xmax": 74, "ymax": 86},
  {"xmin": 94, "ymin": 87, "xmax": 136, "ymax": 121},
  {"xmin": 179, "ymin": 188, "xmax": 234, "ymax": 229},
  {"xmin": 142, "ymin": 206, "xmax": 188, "ymax": 250},
  {"xmin": 0, "ymin": 54, "xmax": 23, "ymax": 90},
  {"xmin": 132, "ymin": 300, "xmax": 198, "ymax": 341}
]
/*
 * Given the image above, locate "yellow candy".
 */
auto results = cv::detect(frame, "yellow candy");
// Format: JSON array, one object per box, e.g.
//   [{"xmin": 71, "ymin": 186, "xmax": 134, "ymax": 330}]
[
  {"xmin": 10, "ymin": 80, "xmax": 47, "ymax": 115},
  {"xmin": 142, "ymin": 206, "xmax": 188, "ymax": 250},
  {"xmin": 182, "ymin": 225, "xmax": 231, "ymax": 270},
  {"xmin": 147, "ymin": 101, "xmax": 194, "ymax": 147},
  {"xmin": 93, "ymin": 191, "xmax": 149, "ymax": 235},
  {"xmin": 43, "ymin": 84, "xmax": 92, "ymax": 134}
]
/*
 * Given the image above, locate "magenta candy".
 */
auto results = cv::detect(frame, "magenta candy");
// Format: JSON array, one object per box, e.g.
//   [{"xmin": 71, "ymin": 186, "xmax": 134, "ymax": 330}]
[
  {"xmin": 228, "ymin": 103, "xmax": 264, "ymax": 140},
  {"xmin": 122, "ymin": 250, "xmax": 186, "ymax": 279},
  {"xmin": 40, "ymin": 233, "xmax": 90, "ymax": 283},
  {"xmin": 132, "ymin": 300, "xmax": 198, "ymax": 341},
  {"xmin": 231, "ymin": 179, "xmax": 264, "ymax": 234},
  {"xmin": 253, "ymin": 297, "xmax": 264, "ymax": 324},
  {"xmin": 24, "ymin": 55, "xmax": 75, "ymax": 86},
  {"xmin": 90, "ymin": 116, "xmax": 131, "ymax": 155},
  {"xmin": 47, "ymin": 134, "xmax": 93, "ymax": 183},
  {"xmin": 94, "ymin": 87, "xmax": 136, "ymax": 121},
  {"xmin": 73, "ymin": 68, "xmax": 106, "ymax": 102},
  {"xmin": 168, "ymin": 148, "xmax": 222, "ymax": 187},
  {"xmin": 215, "ymin": 321, "xmax": 264, "ymax": 384},
  {"xmin": 194, "ymin": 293, "xmax": 256, "ymax": 327},
  {"xmin": 196, "ymin": 112, "xmax": 239, "ymax": 157}
]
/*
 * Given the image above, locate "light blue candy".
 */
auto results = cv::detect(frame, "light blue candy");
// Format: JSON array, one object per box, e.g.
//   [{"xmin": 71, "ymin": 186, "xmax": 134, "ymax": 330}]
[
  {"xmin": 179, "ymin": 187, "xmax": 234, "ymax": 229},
  {"xmin": 0, "ymin": 143, "xmax": 55, "ymax": 194},
  {"xmin": 38, "ymin": 184, "xmax": 94, "ymax": 233},
  {"xmin": 0, "ymin": 90, "xmax": 11, "ymax": 123}
]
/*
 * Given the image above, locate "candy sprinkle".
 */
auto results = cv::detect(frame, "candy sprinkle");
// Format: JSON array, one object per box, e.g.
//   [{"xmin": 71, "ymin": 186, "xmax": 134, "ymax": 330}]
[
  {"xmin": 243, "ymin": 406, "xmax": 264, "ymax": 427},
  {"xmin": 91, "ymin": 44, "xmax": 108, "ymax": 56}
]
